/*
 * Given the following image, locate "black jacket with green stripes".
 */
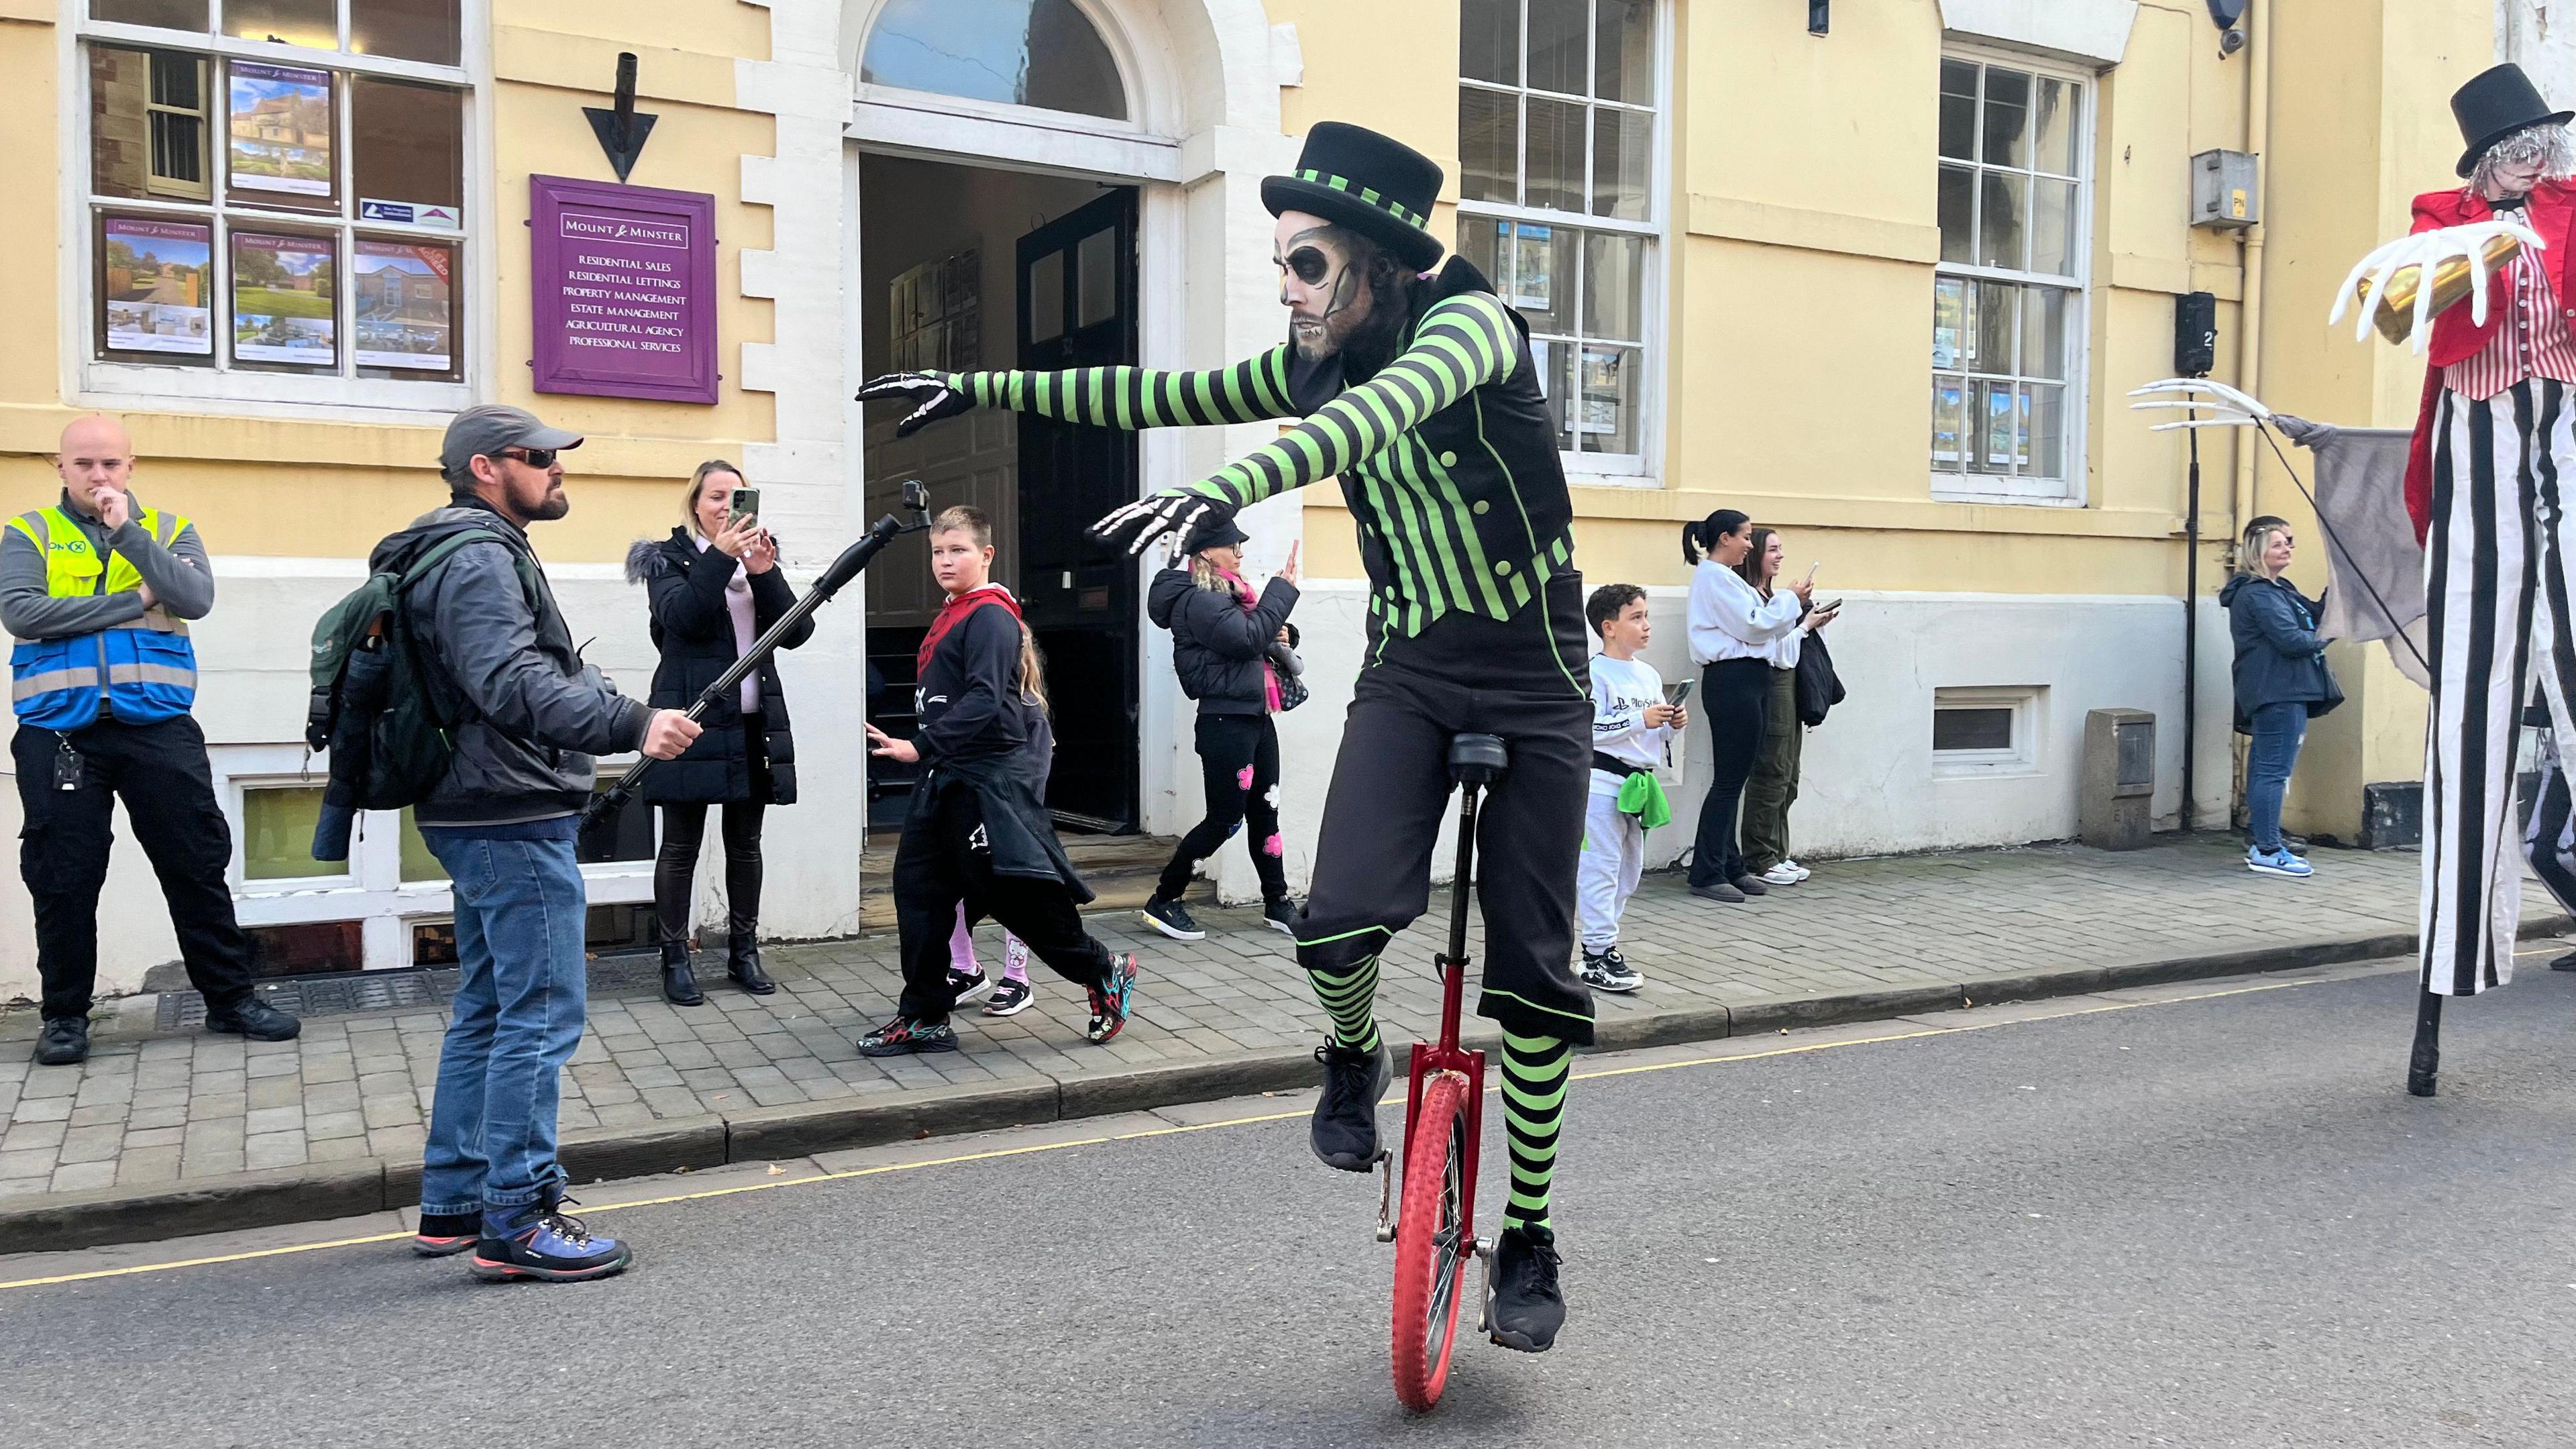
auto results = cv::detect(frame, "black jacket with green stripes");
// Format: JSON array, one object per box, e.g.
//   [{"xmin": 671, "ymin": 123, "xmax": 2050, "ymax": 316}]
[{"xmin": 949, "ymin": 257, "xmax": 1573, "ymax": 641}]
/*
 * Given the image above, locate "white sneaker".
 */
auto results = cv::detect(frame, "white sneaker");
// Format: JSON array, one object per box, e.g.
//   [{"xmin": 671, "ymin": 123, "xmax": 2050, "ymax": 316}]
[
  {"xmin": 1757, "ymin": 863, "xmax": 1803, "ymax": 887},
  {"xmin": 1780, "ymin": 859, "xmax": 1812, "ymax": 882}
]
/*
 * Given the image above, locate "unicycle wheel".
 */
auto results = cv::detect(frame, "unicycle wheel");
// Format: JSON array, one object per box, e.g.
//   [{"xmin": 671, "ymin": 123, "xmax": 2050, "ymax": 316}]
[{"xmin": 1391, "ymin": 1069, "xmax": 1473, "ymax": 1411}]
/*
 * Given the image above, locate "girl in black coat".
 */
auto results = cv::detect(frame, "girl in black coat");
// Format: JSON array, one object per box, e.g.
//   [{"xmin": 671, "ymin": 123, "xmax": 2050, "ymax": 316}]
[
  {"xmin": 1138, "ymin": 518, "xmax": 1300, "ymax": 941},
  {"xmin": 625, "ymin": 460, "xmax": 814, "ymax": 1004}
]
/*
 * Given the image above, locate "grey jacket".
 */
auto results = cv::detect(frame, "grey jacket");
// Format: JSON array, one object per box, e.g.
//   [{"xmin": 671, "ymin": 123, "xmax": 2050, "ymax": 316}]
[
  {"xmin": 390, "ymin": 500, "xmax": 653, "ymax": 828},
  {"xmin": 0, "ymin": 490, "xmax": 215, "ymax": 642}
]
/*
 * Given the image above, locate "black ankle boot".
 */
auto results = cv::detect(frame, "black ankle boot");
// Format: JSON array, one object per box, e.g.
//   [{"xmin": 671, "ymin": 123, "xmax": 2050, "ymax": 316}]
[
  {"xmin": 727, "ymin": 920, "xmax": 774, "ymax": 995},
  {"xmin": 661, "ymin": 937, "xmax": 704, "ymax": 1006}
]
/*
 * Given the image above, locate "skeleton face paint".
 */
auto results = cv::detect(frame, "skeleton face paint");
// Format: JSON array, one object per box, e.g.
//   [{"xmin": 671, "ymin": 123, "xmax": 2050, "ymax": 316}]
[{"xmin": 1274, "ymin": 217, "xmax": 1376, "ymax": 361}]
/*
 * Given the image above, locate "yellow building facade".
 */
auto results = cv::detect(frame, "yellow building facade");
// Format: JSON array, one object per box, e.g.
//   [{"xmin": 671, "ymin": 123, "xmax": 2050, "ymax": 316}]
[{"xmin": 0, "ymin": 0, "xmax": 2532, "ymax": 998}]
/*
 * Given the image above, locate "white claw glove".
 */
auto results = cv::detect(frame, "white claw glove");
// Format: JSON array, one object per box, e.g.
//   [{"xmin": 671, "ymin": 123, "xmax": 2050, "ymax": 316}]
[
  {"xmin": 854, "ymin": 371, "xmax": 974, "ymax": 437},
  {"xmin": 2127, "ymin": 378, "xmax": 2273, "ymax": 433},
  {"xmin": 1089, "ymin": 492, "xmax": 1234, "ymax": 561},
  {"xmin": 2326, "ymin": 220, "xmax": 2540, "ymax": 354}
]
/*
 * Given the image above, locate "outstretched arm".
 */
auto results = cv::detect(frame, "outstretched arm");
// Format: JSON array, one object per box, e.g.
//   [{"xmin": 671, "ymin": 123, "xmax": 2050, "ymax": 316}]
[{"xmin": 857, "ymin": 347, "xmax": 1298, "ymax": 436}]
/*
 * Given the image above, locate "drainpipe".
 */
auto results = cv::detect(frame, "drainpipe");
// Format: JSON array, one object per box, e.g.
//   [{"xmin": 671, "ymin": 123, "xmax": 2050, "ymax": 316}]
[{"xmin": 2233, "ymin": 0, "xmax": 2272, "ymax": 537}]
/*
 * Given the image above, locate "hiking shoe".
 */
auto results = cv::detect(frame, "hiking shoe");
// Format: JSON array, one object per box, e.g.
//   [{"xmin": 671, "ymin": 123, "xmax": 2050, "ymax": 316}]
[
  {"xmin": 947, "ymin": 965, "xmax": 994, "ymax": 1006},
  {"xmin": 1310, "ymin": 1037, "xmax": 1393, "ymax": 1172},
  {"xmin": 1262, "ymin": 898, "xmax": 1300, "ymax": 937},
  {"xmin": 1085, "ymin": 955, "xmax": 1138, "ymax": 1043},
  {"xmin": 1139, "ymin": 897, "xmax": 1205, "ymax": 941},
  {"xmin": 1488, "ymin": 1224, "xmax": 1567, "ymax": 1352},
  {"xmin": 204, "ymin": 996, "xmax": 301, "ymax": 1042},
  {"xmin": 1579, "ymin": 948, "xmax": 1641, "ymax": 994},
  {"xmin": 983, "ymin": 977, "xmax": 1035, "ymax": 1017},
  {"xmin": 33, "ymin": 1017, "xmax": 89, "ymax": 1067},
  {"xmin": 1730, "ymin": 874, "xmax": 1769, "ymax": 897},
  {"xmin": 1688, "ymin": 881, "xmax": 1747, "ymax": 904},
  {"xmin": 857, "ymin": 1016, "xmax": 959, "ymax": 1057},
  {"xmin": 1756, "ymin": 863, "xmax": 1803, "ymax": 887},
  {"xmin": 2247, "ymin": 847, "xmax": 2314, "ymax": 879},
  {"xmin": 472, "ymin": 1195, "xmax": 631, "ymax": 1283},
  {"xmin": 414, "ymin": 1211, "xmax": 481, "ymax": 1258}
]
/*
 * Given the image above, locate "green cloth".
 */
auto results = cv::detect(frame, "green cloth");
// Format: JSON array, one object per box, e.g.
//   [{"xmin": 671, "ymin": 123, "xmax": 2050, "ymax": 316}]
[{"xmin": 1615, "ymin": 769, "xmax": 1672, "ymax": 830}]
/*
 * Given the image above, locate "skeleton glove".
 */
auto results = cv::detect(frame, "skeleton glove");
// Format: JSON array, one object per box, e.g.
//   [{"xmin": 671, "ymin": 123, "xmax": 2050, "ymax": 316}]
[{"xmin": 853, "ymin": 372, "xmax": 975, "ymax": 437}]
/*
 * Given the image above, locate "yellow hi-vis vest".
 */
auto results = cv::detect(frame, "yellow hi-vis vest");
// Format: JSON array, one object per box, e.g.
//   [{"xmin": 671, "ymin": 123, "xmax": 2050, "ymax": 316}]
[{"xmin": 7, "ymin": 505, "xmax": 198, "ymax": 731}]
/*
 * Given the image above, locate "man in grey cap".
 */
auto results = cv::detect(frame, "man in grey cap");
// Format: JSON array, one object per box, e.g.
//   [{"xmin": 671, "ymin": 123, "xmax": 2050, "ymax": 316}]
[{"xmin": 392, "ymin": 404, "xmax": 700, "ymax": 1282}]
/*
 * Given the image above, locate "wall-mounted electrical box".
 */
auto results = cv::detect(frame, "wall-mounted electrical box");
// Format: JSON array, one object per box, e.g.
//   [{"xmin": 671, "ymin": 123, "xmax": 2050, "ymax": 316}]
[{"xmin": 2192, "ymin": 150, "xmax": 2259, "ymax": 229}]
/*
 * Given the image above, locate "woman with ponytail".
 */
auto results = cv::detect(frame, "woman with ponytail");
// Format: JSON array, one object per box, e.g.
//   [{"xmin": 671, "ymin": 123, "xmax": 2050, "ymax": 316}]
[{"xmin": 1683, "ymin": 510, "xmax": 1809, "ymax": 903}]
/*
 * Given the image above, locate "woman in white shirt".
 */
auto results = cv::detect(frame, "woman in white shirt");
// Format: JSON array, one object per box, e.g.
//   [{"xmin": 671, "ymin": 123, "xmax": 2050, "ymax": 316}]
[
  {"xmin": 1735, "ymin": 529, "xmax": 1837, "ymax": 888},
  {"xmin": 1682, "ymin": 510, "xmax": 1811, "ymax": 903}
]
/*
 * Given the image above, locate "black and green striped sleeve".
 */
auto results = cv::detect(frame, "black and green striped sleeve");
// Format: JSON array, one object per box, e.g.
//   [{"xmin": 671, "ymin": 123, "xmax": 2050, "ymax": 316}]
[
  {"xmin": 1171, "ymin": 293, "xmax": 1519, "ymax": 509},
  {"xmin": 947, "ymin": 346, "xmax": 1297, "ymax": 429}
]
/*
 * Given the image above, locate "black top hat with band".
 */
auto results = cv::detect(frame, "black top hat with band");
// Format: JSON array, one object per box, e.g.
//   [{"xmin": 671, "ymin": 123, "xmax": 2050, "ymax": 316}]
[
  {"xmin": 1261, "ymin": 121, "xmax": 1446, "ymax": 272},
  {"xmin": 2453, "ymin": 62, "xmax": 2575, "ymax": 177}
]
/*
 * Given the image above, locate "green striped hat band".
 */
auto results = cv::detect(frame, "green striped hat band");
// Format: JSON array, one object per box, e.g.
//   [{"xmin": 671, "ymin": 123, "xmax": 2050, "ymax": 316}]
[{"xmin": 1297, "ymin": 168, "xmax": 1430, "ymax": 230}]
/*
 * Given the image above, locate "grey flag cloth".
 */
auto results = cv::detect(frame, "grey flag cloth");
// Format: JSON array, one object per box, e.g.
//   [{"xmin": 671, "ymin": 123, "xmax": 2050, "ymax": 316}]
[{"xmin": 2272, "ymin": 415, "xmax": 2430, "ymax": 688}]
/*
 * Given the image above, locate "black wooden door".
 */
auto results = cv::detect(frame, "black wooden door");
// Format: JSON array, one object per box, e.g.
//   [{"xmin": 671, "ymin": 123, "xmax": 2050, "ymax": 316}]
[{"xmin": 1016, "ymin": 189, "xmax": 1140, "ymax": 832}]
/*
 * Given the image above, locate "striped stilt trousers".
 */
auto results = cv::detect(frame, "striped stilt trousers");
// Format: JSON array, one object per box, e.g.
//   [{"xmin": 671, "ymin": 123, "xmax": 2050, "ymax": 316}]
[{"xmin": 2421, "ymin": 380, "xmax": 2576, "ymax": 996}]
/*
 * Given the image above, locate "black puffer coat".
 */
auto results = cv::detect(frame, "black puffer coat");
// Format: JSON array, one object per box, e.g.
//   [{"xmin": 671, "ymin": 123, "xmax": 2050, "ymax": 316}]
[
  {"xmin": 626, "ymin": 530, "xmax": 812, "ymax": 804},
  {"xmin": 1147, "ymin": 567, "xmax": 1297, "ymax": 717}
]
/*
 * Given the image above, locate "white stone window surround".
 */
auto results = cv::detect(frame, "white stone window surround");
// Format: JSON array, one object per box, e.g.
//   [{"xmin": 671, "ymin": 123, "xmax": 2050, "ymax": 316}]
[{"xmin": 60, "ymin": 1, "xmax": 495, "ymax": 423}]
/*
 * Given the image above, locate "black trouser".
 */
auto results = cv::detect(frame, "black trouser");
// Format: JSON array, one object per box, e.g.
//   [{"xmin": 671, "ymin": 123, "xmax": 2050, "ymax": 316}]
[
  {"xmin": 1157, "ymin": 712, "xmax": 1288, "ymax": 902},
  {"xmin": 892, "ymin": 782, "xmax": 1112, "ymax": 1024},
  {"xmin": 653, "ymin": 711, "xmax": 769, "ymax": 945},
  {"xmin": 1688, "ymin": 659, "xmax": 1772, "ymax": 888},
  {"xmin": 1295, "ymin": 574, "xmax": 1597, "ymax": 1044},
  {"xmin": 13, "ymin": 715, "xmax": 256, "ymax": 1021}
]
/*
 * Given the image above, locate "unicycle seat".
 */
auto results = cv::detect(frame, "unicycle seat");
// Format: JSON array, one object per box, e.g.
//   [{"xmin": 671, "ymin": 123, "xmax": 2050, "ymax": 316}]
[{"xmin": 1448, "ymin": 733, "xmax": 1509, "ymax": 785}]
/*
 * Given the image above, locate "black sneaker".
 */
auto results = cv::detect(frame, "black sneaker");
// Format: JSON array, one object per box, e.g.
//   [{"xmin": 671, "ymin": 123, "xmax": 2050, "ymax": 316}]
[
  {"xmin": 1729, "ymin": 874, "xmax": 1769, "ymax": 898},
  {"xmin": 1578, "ymin": 949, "xmax": 1641, "ymax": 994},
  {"xmin": 1309, "ymin": 1037, "xmax": 1393, "ymax": 1171},
  {"xmin": 1262, "ymin": 898, "xmax": 1299, "ymax": 937},
  {"xmin": 204, "ymin": 996, "xmax": 301, "ymax": 1042},
  {"xmin": 32, "ymin": 1017, "xmax": 88, "ymax": 1066},
  {"xmin": 1139, "ymin": 897, "xmax": 1205, "ymax": 941},
  {"xmin": 857, "ymin": 1016, "xmax": 959, "ymax": 1057},
  {"xmin": 1488, "ymin": 1224, "xmax": 1567, "ymax": 1352},
  {"xmin": 982, "ymin": 976, "xmax": 1035, "ymax": 1016},
  {"xmin": 414, "ymin": 1210, "xmax": 481, "ymax": 1258},
  {"xmin": 1688, "ymin": 881, "xmax": 1748, "ymax": 904},
  {"xmin": 1086, "ymin": 954, "xmax": 1138, "ymax": 1044},
  {"xmin": 472, "ymin": 1194, "xmax": 631, "ymax": 1283},
  {"xmin": 947, "ymin": 965, "xmax": 994, "ymax": 1005}
]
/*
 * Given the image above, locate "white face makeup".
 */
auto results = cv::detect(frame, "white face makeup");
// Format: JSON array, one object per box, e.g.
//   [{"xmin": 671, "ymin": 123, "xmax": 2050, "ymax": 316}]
[{"xmin": 1273, "ymin": 210, "xmax": 1375, "ymax": 361}]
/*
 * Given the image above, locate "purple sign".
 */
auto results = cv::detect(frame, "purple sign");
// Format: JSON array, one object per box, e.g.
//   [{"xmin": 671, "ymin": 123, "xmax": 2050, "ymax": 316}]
[{"xmin": 529, "ymin": 176, "xmax": 718, "ymax": 404}]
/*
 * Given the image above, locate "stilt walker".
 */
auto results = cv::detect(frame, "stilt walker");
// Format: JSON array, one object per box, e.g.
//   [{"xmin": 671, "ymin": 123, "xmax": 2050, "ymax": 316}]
[
  {"xmin": 858, "ymin": 123, "xmax": 1593, "ymax": 1350},
  {"xmin": 2327, "ymin": 64, "xmax": 2576, "ymax": 1095}
]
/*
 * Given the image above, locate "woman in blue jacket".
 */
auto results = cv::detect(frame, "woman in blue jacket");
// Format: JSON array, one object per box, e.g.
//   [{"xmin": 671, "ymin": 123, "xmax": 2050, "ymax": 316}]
[{"xmin": 2220, "ymin": 516, "xmax": 2342, "ymax": 878}]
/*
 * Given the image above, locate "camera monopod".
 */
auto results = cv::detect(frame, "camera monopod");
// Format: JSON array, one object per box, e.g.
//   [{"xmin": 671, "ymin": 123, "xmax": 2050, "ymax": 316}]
[{"xmin": 582, "ymin": 480, "xmax": 934, "ymax": 830}]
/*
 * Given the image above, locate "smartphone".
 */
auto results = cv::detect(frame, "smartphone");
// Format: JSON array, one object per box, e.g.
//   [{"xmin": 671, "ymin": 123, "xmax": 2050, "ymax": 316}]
[
  {"xmin": 1817, "ymin": 598, "xmax": 1843, "ymax": 613},
  {"xmin": 1664, "ymin": 680, "xmax": 1694, "ymax": 707},
  {"xmin": 728, "ymin": 486, "xmax": 760, "ymax": 525}
]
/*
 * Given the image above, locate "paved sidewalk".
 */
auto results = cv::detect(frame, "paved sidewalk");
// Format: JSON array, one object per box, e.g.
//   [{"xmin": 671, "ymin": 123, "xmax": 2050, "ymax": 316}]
[{"xmin": 0, "ymin": 836, "xmax": 2561, "ymax": 1250}]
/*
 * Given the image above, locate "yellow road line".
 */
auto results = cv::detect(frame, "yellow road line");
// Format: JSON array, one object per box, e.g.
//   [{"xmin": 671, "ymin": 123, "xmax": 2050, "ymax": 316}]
[{"xmin": 0, "ymin": 965, "xmax": 2434, "ymax": 1294}]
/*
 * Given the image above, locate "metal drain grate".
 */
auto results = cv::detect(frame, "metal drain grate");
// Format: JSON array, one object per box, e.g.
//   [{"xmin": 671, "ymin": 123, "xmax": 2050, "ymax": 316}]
[{"xmin": 155, "ymin": 969, "xmax": 456, "ymax": 1032}]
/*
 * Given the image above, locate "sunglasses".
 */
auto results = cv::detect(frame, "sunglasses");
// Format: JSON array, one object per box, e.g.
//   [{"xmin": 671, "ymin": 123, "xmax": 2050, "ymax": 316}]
[
  {"xmin": 494, "ymin": 447, "xmax": 559, "ymax": 470},
  {"xmin": 1278, "ymin": 246, "xmax": 1336, "ymax": 287}
]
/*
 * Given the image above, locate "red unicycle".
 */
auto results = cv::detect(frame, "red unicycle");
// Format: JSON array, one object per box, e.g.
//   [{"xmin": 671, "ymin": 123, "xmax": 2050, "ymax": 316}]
[{"xmin": 1375, "ymin": 732, "xmax": 1509, "ymax": 1411}]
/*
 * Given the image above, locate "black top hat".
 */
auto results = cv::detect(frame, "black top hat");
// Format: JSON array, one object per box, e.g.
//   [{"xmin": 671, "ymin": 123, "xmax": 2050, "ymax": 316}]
[
  {"xmin": 2453, "ymin": 63, "xmax": 2574, "ymax": 177},
  {"xmin": 1182, "ymin": 513, "xmax": 1249, "ymax": 555},
  {"xmin": 1262, "ymin": 122, "xmax": 1446, "ymax": 272}
]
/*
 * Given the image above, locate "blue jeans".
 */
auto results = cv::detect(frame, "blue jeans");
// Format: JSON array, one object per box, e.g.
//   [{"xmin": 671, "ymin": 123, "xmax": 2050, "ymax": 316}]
[
  {"xmin": 419, "ymin": 824, "xmax": 590, "ymax": 1219},
  {"xmin": 2245, "ymin": 702, "xmax": 2308, "ymax": 853}
]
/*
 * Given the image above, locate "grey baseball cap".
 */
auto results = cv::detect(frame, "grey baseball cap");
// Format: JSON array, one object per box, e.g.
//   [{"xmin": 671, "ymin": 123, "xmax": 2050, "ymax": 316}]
[{"xmin": 439, "ymin": 404, "xmax": 584, "ymax": 484}]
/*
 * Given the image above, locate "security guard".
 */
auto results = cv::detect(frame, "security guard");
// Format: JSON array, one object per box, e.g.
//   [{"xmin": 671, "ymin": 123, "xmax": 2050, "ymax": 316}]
[{"xmin": 1, "ymin": 416, "xmax": 299, "ymax": 1065}]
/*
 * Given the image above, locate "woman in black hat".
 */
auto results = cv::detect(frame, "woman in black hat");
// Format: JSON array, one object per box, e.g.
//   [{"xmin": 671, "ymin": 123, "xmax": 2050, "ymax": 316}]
[
  {"xmin": 1138, "ymin": 519, "xmax": 1301, "ymax": 941},
  {"xmin": 859, "ymin": 119, "xmax": 1585, "ymax": 1352},
  {"xmin": 2330, "ymin": 63, "xmax": 2576, "ymax": 1095}
]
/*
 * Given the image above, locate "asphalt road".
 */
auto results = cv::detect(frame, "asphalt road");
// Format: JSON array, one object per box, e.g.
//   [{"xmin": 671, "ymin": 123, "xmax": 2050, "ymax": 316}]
[{"xmin": 4, "ymin": 962, "xmax": 2573, "ymax": 1448}]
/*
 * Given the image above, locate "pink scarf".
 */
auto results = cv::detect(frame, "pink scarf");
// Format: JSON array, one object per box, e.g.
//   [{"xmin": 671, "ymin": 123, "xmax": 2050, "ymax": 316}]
[{"xmin": 1216, "ymin": 567, "xmax": 1280, "ymax": 714}]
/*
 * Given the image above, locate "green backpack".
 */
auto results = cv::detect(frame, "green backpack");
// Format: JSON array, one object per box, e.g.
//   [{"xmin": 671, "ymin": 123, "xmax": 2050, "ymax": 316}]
[{"xmin": 305, "ymin": 523, "xmax": 541, "ymax": 813}]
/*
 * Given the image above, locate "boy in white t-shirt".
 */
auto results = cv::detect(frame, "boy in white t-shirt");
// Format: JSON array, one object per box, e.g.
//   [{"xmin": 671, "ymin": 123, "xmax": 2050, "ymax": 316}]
[{"xmin": 1580, "ymin": 584, "xmax": 1687, "ymax": 991}]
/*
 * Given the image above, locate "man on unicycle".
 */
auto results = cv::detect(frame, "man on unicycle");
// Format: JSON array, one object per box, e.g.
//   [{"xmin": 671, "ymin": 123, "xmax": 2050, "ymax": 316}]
[{"xmin": 860, "ymin": 122, "xmax": 1593, "ymax": 1352}]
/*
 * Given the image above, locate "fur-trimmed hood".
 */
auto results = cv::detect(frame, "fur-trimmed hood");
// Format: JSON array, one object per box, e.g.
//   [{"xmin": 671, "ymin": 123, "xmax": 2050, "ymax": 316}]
[{"xmin": 625, "ymin": 528, "xmax": 692, "ymax": 584}]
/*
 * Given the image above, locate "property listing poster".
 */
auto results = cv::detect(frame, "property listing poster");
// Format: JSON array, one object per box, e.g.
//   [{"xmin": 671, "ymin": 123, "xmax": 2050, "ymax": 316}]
[
  {"xmin": 231, "ymin": 231, "xmax": 336, "ymax": 366},
  {"xmin": 353, "ymin": 239, "xmax": 454, "ymax": 370},
  {"xmin": 228, "ymin": 62, "xmax": 333, "ymax": 199},
  {"xmin": 101, "ymin": 217, "xmax": 213, "ymax": 356}
]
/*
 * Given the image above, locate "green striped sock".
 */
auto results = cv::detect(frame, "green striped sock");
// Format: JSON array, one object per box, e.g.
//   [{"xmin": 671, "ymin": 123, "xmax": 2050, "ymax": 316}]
[
  {"xmin": 1308, "ymin": 958, "xmax": 1382, "ymax": 1055},
  {"xmin": 1500, "ymin": 1030, "xmax": 1571, "ymax": 1232}
]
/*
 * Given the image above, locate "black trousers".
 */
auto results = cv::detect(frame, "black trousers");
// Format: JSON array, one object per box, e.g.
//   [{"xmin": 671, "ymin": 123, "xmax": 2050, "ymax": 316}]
[
  {"xmin": 13, "ymin": 715, "xmax": 256, "ymax": 1021},
  {"xmin": 1295, "ymin": 575, "xmax": 1597, "ymax": 1045},
  {"xmin": 653, "ymin": 711, "xmax": 770, "ymax": 944},
  {"xmin": 1688, "ymin": 659, "xmax": 1772, "ymax": 888},
  {"xmin": 1157, "ymin": 713, "xmax": 1288, "ymax": 902},
  {"xmin": 892, "ymin": 782, "xmax": 1112, "ymax": 1023}
]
